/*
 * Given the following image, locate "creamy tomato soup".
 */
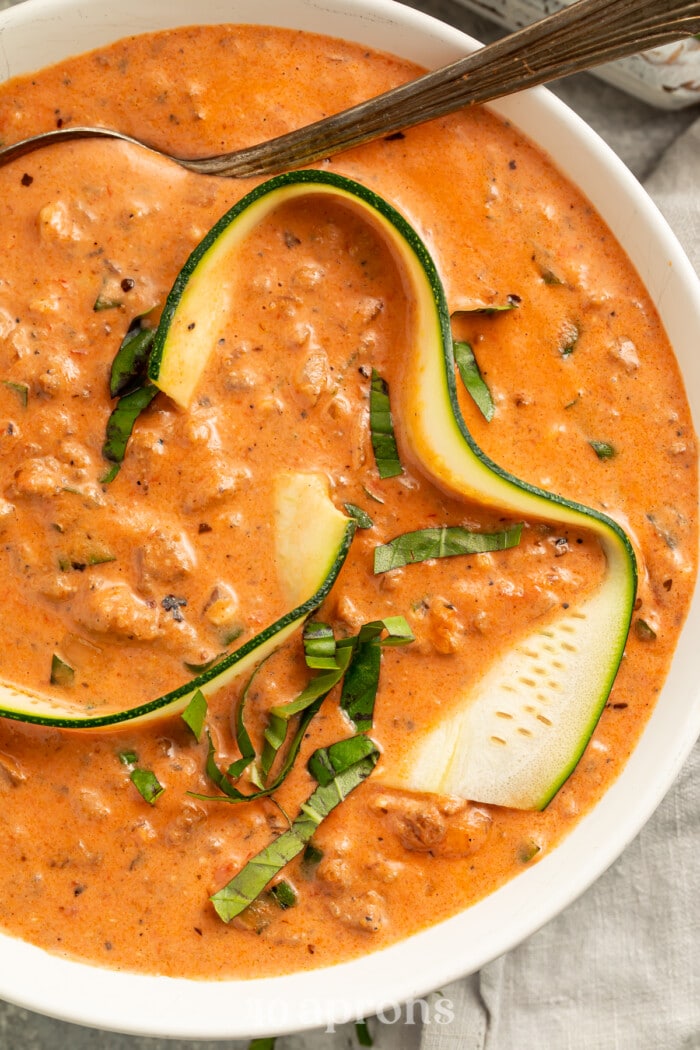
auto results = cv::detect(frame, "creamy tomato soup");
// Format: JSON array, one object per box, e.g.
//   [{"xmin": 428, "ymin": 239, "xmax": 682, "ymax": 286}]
[{"xmin": 0, "ymin": 24, "xmax": 695, "ymax": 978}]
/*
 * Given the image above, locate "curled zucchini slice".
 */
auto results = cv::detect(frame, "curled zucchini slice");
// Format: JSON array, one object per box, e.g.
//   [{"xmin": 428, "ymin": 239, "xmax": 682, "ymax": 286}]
[
  {"xmin": 150, "ymin": 169, "xmax": 636, "ymax": 809},
  {"xmin": 0, "ymin": 472, "xmax": 353, "ymax": 729},
  {"xmin": 1, "ymin": 170, "xmax": 635, "ymax": 803}
]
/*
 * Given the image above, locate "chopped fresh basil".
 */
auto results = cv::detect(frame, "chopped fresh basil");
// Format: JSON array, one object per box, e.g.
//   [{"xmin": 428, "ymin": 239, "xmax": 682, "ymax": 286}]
[
  {"xmin": 451, "ymin": 296, "xmax": 520, "ymax": 315},
  {"xmin": 270, "ymin": 880, "xmax": 297, "ymax": 909},
  {"xmin": 191, "ymin": 666, "xmax": 329, "ymax": 804},
  {"xmin": 369, "ymin": 369, "xmax": 402, "ymax": 479},
  {"xmin": 50, "ymin": 653, "xmax": 75, "ymax": 688},
  {"xmin": 57, "ymin": 547, "xmax": 116, "ymax": 572},
  {"xmin": 199, "ymin": 731, "xmax": 250, "ymax": 801},
  {"xmin": 558, "ymin": 321, "xmax": 580, "ymax": 357},
  {"xmin": 130, "ymin": 767, "xmax": 164, "ymax": 805},
  {"xmin": 634, "ymin": 618, "xmax": 657, "ymax": 641},
  {"xmin": 181, "ymin": 689, "xmax": 208, "ymax": 741},
  {"xmin": 518, "ymin": 840, "xmax": 542, "ymax": 864},
  {"xmin": 344, "ymin": 503, "xmax": 374, "ymax": 529},
  {"xmin": 539, "ymin": 266, "xmax": 564, "ymax": 286},
  {"xmin": 454, "ymin": 340, "xmax": 494, "ymax": 422},
  {"xmin": 2, "ymin": 380, "xmax": 29, "ymax": 407},
  {"xmin": 118, "ymin": 750, "xmax": 165, "ymax": 805},
  {"xmin": 362, "ymin": 485, "xmax": 385, "ymax": 505},
  {"xmin": 338, "ymin": 616, "xmax": 413, "ymax": 732},
  {"xmin": 109, "ymin": 323, "xmax": 157, "ymax": 398},
  {"xmin": 210, "ymin": 736, "xmax": 379, "ymax": 922},
  {"xmin": 301, "ymin": 843, "xmax": 324, "ymax": 874},
  {"xmin": 259, "ymin": 646, "xmax": 353, "ymax": 780},
  {"xmin": 356, "ymin": 1019, "xmax": 374, "ymax": 1047},
  {"xmin": 183, "ymin": 653, "xmax": 227, "ymax": 674},
  {"xmin": 191, "ymin": 618, "xmax": 410, "ymax": 801},
  {"xmin": 307, "ymin": 733, "xmax": 379, "ymax": 785},
  {"xmin": 93, "ymin": 291, "xmax": 123, "ymax": 312},
  {"xmin": 219, "ymin": 625, "xmax": 244, "ymax": 647},
  {"xmin": 374, "ymin": 524, "xmax": 522, "ymax": 573},
  {"xmin": 590, "ymin": 440, "xmax": 616, "ymax": 460},
  {"xmin": 100, "ymin": 383, "xmax": 159, "ymax": 483},
  {"xmin": 303, "ymin": 621, "xmax": 338, "ymax": 669}
]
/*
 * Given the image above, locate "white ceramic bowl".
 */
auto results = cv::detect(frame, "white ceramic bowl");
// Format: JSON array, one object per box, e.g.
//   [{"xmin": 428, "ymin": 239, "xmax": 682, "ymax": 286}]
[{"xmin": 0, "ymin": 0, "xmax": 698, "ymax": 1039}]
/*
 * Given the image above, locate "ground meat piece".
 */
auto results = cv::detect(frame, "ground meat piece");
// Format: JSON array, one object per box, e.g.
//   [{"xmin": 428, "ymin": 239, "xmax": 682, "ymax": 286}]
[
  {"xmin": 71, "ymin": 579, "xmax": 161, "ymax": 641},
  {"xmin": 393, "ymin": 800, "xmax": 446, "ymax": 852},
  {"xmin": 427, "ymin": 597, "xmax": 465, "ymax": 655},
  {"xmin": 36, "ymin": 357, "xmax": 82, "ymax": 398},
  {"xmin": 328, "ymin": 889, "xmax": 387, "ymax": 933},
  {"xmin": 372, "ymin": 790, "xmax": 492, "ymax": 859},
  {"xmin": 10, "ymin": 455, "xmax": 67, "ymax": 498},
  {"xmin": 315, "ymin": 857, "xmax": 352, "ymax": 898},
  {"xmin": 295, "ymin": 348, "xmax": 331, "ymax": 406},
  {"xmin": 164, "ymin": 800, "xmax": 208, "ymax": 847},
  {"xmin": 38, "ymin": 199, "xmax": 93, "ymax": 243},
  {"xmin": 0, "ymin": 750, "xmax": 27, "ymax": 789},
  {"xmin": 180, "ymin": 454, "xmax": 247, "ymax": 513},
  {"xmin": 135, "ymin": 525, "xmax": 196, "ymax": 587},
  {"xmin": 8, "ymin": 454, "xmax": 98, "ymax": 501},
  {"xmin": 204, "ymin": 584, "xmax": 240, "ymax": 631},
  {"xmin": 0, "ymin": 498, "xmax": 15, "ymax": 529}
]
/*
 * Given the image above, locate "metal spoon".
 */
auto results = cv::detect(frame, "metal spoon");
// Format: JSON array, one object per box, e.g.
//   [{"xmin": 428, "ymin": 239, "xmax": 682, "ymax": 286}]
[{"xmin": 1, "ymin": 0, "xmax": 698, "ymax": 178}]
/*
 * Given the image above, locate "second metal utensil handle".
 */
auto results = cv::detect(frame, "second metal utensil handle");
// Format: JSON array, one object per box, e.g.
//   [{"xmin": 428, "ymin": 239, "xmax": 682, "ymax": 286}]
[{"xmin": 191, "ymin": 0, "xmax": 700, "ymax": 177}]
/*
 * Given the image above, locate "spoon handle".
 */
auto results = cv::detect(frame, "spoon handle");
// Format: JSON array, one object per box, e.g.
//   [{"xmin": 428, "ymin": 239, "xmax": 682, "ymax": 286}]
[
  {"xmin": 190, "ymin": 0, "xmax": 700, "ymax": 177},
  {"xmin": 0, "ymin": 0, "xmax": 698, "ymax": 178}
]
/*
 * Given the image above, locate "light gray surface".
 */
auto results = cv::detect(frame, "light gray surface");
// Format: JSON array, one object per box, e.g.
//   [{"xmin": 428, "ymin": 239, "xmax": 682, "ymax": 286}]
[{"xmin": 0, "ymin": 0, "xmax": 697, "ymax": 1047}]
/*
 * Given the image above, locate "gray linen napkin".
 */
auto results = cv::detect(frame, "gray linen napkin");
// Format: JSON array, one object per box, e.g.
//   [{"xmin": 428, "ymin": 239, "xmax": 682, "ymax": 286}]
[{"xmin": 419, "ymin": 116, "xmax": 700, "ymax": 1050}]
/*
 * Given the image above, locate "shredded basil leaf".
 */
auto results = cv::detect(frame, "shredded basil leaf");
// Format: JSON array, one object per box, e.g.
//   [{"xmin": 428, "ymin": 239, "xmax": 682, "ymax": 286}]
[
  {"xmin": 344, "ymin": 503, "xmax": 374, "ymax": 529},
  {"xmin": 93, "ymin": 292, "xmax": 123, "ymax": 312},
  {"xmin": 369, "ymin": 369, "xmax": 402, "ymax": 479},
  {"xmin": 307, "ymin": 733, "xmax": 379, "ymax": 785},
  {"xmin": 374, "ymin": 524, "xmax": 522, "ymax": 573},
  {"xmin": 259, "ymin": 646, "xmax": 354, "ymax": 779},
  {"xmin": 590, "ymin": 440, "xmax": 616, "ymax": 460},
  {"xmin": 270, "ymin": 880, "xmax": 297, "ymax": 909},
  {"xmin": 50, "ymin": 653, "xmax": 75, "ymax": 688},
  {"xmin": 454, "ymin": 340, "xmax": 494, "ymax": 422},
  {"xmin": 634, "ymin": 618, "xmax": 657, "ymax": 641},
  {"xmin": 301, "ymin": 843, "xmax": 324, "ymax": 874},
  {"xmin": 362, "ymin": 485, "xmax": 385, "ymax": 505},
  {"xmin": 100, "ymin": 383, "xmax": 158, "ymax": 483},
  {"xmin": 558, "ymin": 321, "xmax": 580, "ymax": 357},
  {"xmin": 183, "ymin": 653, "xmax": 227, "ymax": 674},
  {"xmin": 210, "ymin": 736, "xmax": 379, "ymax": 922},
  {"xmin": 338, "ymin": 617, "xmax": 413, "ymax": 732},
  {"xmin": 130, "ymin": 768, "xmax": 164, "ymax": 805},
  {"xmin": 356, "ymin": 1019, "xmax": 374, "ymax": 1047},
  {"xmin": 181, "ymin": 689, "xmax": 208, "ymax": 741},
  {"xmin": 118, "ymin": 750, "xmax": 138, "ymax": 766},
  {"xmin": 303, "ymin": 621, "xmax": 338, "ymax": 669},
  {"xmin": 191, "ymin": 694, "xmax": 325, "ymax": 805},
  {"xmin": 2, "ymin": 380, "xmax": 29, "ymax": 407},
  {"xmin": 109, "ymin": 323, "xmax": 157, "ymax": 398},
  {"xmin": 452, "ymin": 297, "xmax": 519, "ymax": 316}
]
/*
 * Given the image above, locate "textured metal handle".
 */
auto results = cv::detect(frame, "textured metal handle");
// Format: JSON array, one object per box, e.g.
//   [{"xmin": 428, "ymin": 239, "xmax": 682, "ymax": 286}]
[
  {"xmin": 190, "ymin": 0, "xmax": 700, "ymax": 177},
  {"xmin": 1, "ymin": 0, "xmax": 698, "ymax": 178}
]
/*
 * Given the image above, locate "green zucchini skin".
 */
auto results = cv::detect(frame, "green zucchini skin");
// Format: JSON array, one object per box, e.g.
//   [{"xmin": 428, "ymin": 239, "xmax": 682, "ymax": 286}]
[
  {"xmin": 0, "ymin": 171, "xmax": 636, "ymax": 771},
  {"xmin": 162, "ymin": 171, "xmax": 632, "ymax": 810},
  {"xmin": 0, "ymin": 510, "xmax": 352, "ymax": 726},
  {"xmin": 0, "ymin": 517, "xmax": 354, "ymax": 730}
]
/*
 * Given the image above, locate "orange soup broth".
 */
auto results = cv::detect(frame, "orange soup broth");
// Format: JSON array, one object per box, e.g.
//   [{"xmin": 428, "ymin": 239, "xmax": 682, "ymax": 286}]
[{"xmin": 0, "ymin": 24, "xmax": 695, "ymax": 978}]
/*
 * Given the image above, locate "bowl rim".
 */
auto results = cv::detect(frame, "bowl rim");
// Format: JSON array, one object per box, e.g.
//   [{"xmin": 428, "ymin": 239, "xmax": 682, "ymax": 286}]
[{"xmin": 0, "ymin": 0, "xmax": 699, "ymax": 1039}]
